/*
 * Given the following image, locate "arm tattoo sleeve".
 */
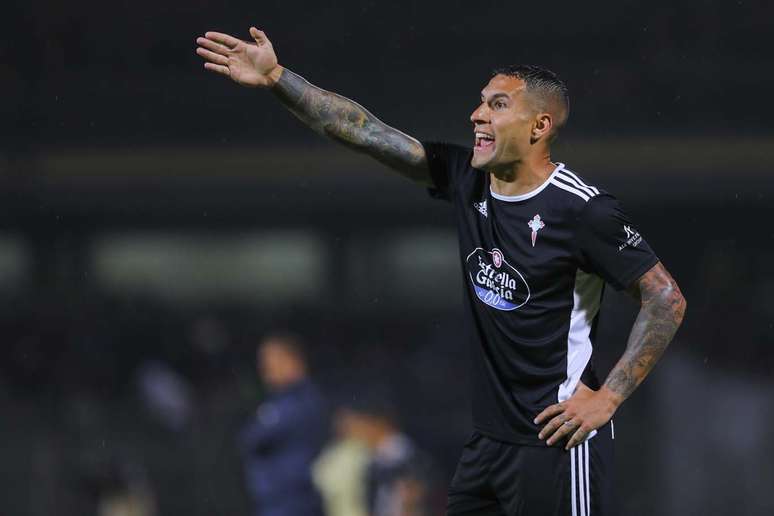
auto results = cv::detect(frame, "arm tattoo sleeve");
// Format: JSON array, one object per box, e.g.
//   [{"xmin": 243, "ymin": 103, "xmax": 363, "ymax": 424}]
[
  {"xmin": 603, "ymin": 262, "xmax": 687, "ymax": 402},
  {"xmin": 271, "ymin": 68, "xmax": 429, "ymax": 184}
]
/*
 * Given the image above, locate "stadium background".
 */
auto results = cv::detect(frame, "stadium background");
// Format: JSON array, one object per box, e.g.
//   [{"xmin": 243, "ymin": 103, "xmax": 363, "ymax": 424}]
[{"xmin": 1, "ymin": 1, "xmax": 772, "ymax": 514}]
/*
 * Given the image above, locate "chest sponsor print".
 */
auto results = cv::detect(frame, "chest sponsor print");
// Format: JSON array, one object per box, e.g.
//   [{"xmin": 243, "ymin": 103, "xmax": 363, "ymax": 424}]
[{"xmin": 465, "ymin": 247, "xmax": 531, "ymax": 311}]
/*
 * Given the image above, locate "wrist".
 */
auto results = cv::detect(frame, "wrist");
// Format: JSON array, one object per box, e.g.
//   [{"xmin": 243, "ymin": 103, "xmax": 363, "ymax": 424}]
[
  {"xmin": 266, "ymin": 65, "xmax": 285, "ymax": 88},
  {"xmin": 598, "ymin": 385, "xmax": 625, "ymax": 414}
]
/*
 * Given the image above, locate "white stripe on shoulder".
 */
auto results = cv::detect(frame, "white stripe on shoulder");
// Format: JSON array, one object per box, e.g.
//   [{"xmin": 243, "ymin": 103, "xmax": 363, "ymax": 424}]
[
  {"xmin": 555, "ymin": 171, "xmax": 597, "ymax": 198},
  {"xmin": 550, "ymin": 177, "xmax": 590, "ymax": 202},
  {"xmin": 561, "ymin": 168, "xmax": 600, "ymax": 195}
]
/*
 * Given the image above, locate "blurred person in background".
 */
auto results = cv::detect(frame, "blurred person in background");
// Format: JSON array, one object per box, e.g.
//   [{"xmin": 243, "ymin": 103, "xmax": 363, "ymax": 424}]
[
  {"xmin": 197, "ymin": 25, "xmax": 686, "ymax": 516},
  {"xmin": 83, "ymin": 455, "xmax": 158, "ymax": 516},
  {"xmin": 135, "ymin": 359, "xmax": 194, "ymax": 433},
  {"xmin": 96, "ymin": 468, "xmax": 157, "ymax": 516},
  {"xmin": 312, "ymin": 407, "xmax": 372, "ymax": 516},
  {"xmin": 238, "ymin": 332, "xmax": 328, "ymax": 516},
  {"xmin": 337, "ymin": 394, "xmax": 435, "ymax": 516}
]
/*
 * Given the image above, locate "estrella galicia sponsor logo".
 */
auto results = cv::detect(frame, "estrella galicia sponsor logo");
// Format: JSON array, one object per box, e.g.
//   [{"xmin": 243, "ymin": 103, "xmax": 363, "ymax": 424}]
[
  {"xmin": 619, "ymin": 225, "xmax": 642, "ymax": 251},
  {"xmin": 465, "ymin": 247, "xmax": 530, "ymax": 311}
]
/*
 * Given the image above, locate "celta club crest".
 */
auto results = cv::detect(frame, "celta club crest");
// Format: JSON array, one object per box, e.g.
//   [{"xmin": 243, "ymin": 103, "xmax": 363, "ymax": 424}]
[{"xmin": 527, "ymin": 214, "xmax": 545, "ymax": 247}]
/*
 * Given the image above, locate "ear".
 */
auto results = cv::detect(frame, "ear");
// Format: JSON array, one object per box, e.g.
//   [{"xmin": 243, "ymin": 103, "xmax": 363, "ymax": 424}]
[{"xmin": 532, "ymin": 113, "xmax": 554, "ymax": 141}]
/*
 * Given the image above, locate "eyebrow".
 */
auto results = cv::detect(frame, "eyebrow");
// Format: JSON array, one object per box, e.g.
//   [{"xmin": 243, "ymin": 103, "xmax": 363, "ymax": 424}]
[{"xmin": 481, "ymin": 92, "xmax": 511, "ymax": 102}]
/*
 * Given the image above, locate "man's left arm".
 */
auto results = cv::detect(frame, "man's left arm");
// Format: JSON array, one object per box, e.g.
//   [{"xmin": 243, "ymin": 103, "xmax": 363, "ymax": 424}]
[{"xmin": 535, "ymin": 261, "xmax": 686, "ymax": 449}]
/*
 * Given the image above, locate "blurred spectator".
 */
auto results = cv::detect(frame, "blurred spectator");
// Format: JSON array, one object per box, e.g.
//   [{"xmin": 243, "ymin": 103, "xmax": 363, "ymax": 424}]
[
  {"xmin": 136, "ymin": 360, "xmax": 194, "ymax": 433},
  {"xmin": 96, "ymin": 461, "xmax": 157, "ymax": 516},
  {"xmin": 78, "ymin": 452, "xmax": 158, "ymax": 516},
  {"xmin": 238, "ymin": 332, "xmax": 328, "ymax": 516},
  {"xmin": 341, "ymin": 395, "xmax": 435, "ymax": 516},
  {"xmin": 313, "ymin": 408, "xmax": 372, "ymax": 516}
]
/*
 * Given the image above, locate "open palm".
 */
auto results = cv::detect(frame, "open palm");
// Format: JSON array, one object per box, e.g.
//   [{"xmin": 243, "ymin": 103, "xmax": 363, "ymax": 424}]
[{"xmin": 196, "ymin": 27, "xmax": 279, "ymax": 88}]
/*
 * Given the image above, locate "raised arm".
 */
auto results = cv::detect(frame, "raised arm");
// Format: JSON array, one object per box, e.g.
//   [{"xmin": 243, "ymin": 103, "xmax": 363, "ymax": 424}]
[
  {"xmin": 535, "ymin": 261, "xmax": 686, "ymax": 449},
  {"xmin": 196, "ymin": 28, "xmax": 430, "ymax": 185}
]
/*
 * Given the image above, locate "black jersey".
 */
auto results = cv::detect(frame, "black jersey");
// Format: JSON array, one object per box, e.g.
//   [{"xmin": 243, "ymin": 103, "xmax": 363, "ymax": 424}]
[{"xmin": 423, "ymin": 142, "xmax": 659, "ymax": 445}]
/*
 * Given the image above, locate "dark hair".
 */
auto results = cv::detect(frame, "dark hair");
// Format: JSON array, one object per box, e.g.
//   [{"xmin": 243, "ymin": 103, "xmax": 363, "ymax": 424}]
[{"xmin": 492, "ymin": 64, "xmax": 570, "ymax": 131}]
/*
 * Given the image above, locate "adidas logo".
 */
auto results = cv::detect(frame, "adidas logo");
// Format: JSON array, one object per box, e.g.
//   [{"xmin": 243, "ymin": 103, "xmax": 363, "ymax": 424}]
[{"xmin": 473, "ymin": 200, "xmax": 488, "ymax": 218}]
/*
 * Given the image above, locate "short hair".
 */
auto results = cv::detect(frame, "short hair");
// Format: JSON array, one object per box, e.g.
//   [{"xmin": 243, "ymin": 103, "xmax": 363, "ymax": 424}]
[{"xmin": 492, "ymin": 64, "xmax": 570, "ymax": 134}]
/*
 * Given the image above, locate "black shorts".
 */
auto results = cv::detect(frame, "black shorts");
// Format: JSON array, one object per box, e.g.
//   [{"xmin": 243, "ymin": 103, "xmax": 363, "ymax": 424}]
[{"xmin": 447, "ymin": 421, "xmax": 615, "ymax": 516}]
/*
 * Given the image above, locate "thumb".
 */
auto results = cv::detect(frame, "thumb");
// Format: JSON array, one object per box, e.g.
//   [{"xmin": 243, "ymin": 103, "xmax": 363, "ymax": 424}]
[{"xmin": 249, "ymin": 27, "xmax": 267, "ymax": 44}]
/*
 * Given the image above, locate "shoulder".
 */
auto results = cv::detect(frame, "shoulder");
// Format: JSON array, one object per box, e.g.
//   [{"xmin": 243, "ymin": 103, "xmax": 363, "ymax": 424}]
[
  {"xmin": 422, "ymin": 141, "xmax": 481, "ymax": 201},
  {"xmin": 547, "ymin": 164, "xmax": 607, "ymax": 206},
  {"xmin": 422, "ymin": 141, "xmax": 472, "ymax": 167}
]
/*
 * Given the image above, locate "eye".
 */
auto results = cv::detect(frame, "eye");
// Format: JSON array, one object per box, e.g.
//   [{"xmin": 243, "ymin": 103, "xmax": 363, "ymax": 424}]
[{"xmin": 494, "ymin": 100, "xmax": 507, "ymax": 109}]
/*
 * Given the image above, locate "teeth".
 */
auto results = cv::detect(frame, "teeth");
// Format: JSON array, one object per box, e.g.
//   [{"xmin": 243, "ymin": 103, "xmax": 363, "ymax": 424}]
[{"xmin": 475, "ymin": 132, "xmax": 494, "ymax": 140}]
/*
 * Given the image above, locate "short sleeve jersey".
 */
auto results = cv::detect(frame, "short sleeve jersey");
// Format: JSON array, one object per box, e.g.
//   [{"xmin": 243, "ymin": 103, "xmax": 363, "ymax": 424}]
[{"xmin": 423, "ymin": 142, "xmax": 659, "ymax": 445}]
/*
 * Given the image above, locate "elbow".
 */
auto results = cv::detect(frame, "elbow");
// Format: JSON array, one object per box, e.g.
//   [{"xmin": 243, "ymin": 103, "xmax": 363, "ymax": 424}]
[
  {"xmin": 637, "ymin": 262, "xmax": 686, "ymax": 329},
  {"xmin": 674, "ymin": 290, "xmax": 687, "ymax": 326},
  {"xmin": 662, "ymin": 280, "xmax": 687, "ymax": 326}
]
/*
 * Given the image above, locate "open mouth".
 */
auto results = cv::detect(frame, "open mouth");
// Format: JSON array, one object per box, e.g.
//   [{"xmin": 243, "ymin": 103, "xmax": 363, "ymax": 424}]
[{"xmin": 474, "ymin": 131, "xmax": 495, "ymax": 152}]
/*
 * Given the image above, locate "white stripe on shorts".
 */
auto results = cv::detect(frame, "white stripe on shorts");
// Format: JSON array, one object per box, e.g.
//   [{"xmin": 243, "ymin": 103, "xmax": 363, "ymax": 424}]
[
  {"xmin": 571, "ymin": 447, "xmax": 577, "ymax": 516},
  {"xmin": 579, "ymin": 443, "xmax": 587, "ymax": 516},
  {"xmin": 584, "ymin": 441, "xmax": 591, "ymax": 515},
  {"xmin": 571, "ymin": 442, "xmax": 592, "ymax": 516}
]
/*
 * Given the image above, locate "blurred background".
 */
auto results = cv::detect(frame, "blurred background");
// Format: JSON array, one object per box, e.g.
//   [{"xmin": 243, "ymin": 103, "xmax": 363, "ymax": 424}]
[{"xmin": 1, "ymin": 1, "xmax": 773, "ymax": 515}]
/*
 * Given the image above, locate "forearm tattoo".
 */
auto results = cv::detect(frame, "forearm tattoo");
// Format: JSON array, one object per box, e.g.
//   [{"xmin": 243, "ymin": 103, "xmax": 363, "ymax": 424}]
[
  {"xmin": 271, "ymin": 69, "xmax": 428, "ymax": 183},
  {"xmin": 604, "ymin": 263, "xmax": 686, "ymax": 401}
]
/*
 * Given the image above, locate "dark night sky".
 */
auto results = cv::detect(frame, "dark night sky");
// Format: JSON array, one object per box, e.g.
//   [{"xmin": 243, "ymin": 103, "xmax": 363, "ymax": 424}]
[{"xmin": 2, "ymin": 0, "xmax": 771, "ymax": 152}]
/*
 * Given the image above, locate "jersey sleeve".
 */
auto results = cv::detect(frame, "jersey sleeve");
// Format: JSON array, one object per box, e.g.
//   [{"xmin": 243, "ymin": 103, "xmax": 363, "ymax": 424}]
[
  {"xmin": 421, "ymin": 141, "xmax": 473, "ymax": 201},
  {"xmin": 576, "ymin": 194, "xmax": 659, "ymax": 290}
]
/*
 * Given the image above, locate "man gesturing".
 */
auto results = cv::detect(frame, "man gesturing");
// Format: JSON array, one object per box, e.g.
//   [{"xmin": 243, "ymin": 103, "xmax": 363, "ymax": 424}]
[{"xmin": 196, "ymin": 28, "xmax": 686, "ymax": 516}]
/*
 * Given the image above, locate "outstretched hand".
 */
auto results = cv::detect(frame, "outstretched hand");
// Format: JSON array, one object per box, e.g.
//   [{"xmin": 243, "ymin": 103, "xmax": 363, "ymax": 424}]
[
  {"xmin": 534, "ymin": 382, "xmax": 621, "ymax": 450},
  {"xmin": 196, "ymin": 27, "xmax": 282, "ymax": 87}
]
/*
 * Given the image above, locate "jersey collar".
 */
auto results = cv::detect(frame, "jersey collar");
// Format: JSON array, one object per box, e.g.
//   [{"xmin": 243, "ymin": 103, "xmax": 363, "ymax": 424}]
[{"xmin": 489, "ymin": 162, "xmax": 565, "ymax": 202}]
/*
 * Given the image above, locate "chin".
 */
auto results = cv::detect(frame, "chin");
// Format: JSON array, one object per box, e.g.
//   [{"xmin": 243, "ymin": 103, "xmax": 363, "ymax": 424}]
[{"xmin": 471, "ymin": 153, "xmax": 495, "ymax": 171}]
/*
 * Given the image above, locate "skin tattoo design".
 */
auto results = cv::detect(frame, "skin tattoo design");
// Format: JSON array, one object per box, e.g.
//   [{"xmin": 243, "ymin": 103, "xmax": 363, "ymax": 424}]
[
  {"xmin": 272, "ymin": 69, "xmax": 429, "ymax": 183},
  {"xmin": 606, "ymin": 263, "xmax": 687, "ymax": 399}
]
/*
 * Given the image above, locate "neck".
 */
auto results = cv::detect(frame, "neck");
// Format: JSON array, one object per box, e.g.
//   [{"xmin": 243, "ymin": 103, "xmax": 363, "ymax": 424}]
[{"xmin": 489, "ymin": 150, "xmax": 555, "ymax": 198}]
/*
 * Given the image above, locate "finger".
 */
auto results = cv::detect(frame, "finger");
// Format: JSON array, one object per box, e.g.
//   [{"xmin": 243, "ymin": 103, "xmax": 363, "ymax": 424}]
[
  {"xmin": 538, "ymin": 413, "xmax": 569, "ymax": 440},
  {"xmin": 565, "ymin": 427, "xmax": 589, "ymax": 450},
  {"xmin": 203, "ymin": 62, "xmax": 230, "ymax": 77},
  {"xmin": 546, "ymin": 419, "xmax": 578, "ymax": 446},
  {"xmin": 534, "ymin": 403, "xmax": 564, "ymax": 424},
  {"xmin": 197, "ymin": 37, "xmax": 230, "ymax": 55},
  {"xmin": 249, "ymin": 26, "xmax": 267, "ymax": 43},
  {"xmin": 205, "ymin": 31, "xmax": 241, "ymax": 49},
  {"xmin": 196, "ymin": 47, "xmax": 228, "ymax": 66}
]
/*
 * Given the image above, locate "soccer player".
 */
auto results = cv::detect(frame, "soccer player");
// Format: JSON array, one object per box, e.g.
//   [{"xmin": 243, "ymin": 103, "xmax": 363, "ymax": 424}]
[{"xmin": 196, "ymin": 27, "xmax": 686, "ymax": 515}]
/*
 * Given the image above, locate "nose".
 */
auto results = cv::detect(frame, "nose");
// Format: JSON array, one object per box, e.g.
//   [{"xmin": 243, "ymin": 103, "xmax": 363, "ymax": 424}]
[{"xmin": 470, "ymin": 102, "xmax": 488, "ymax": 126}]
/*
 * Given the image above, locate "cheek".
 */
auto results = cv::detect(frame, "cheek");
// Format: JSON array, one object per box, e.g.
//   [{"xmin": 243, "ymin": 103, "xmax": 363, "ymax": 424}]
[
  {"xmin": 495, "ymin": 119, "xmax": 530, "ymax": 147},
  {"xmin": 491, "ymin": 122, "xmax": 515, "ymax": 149}
]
